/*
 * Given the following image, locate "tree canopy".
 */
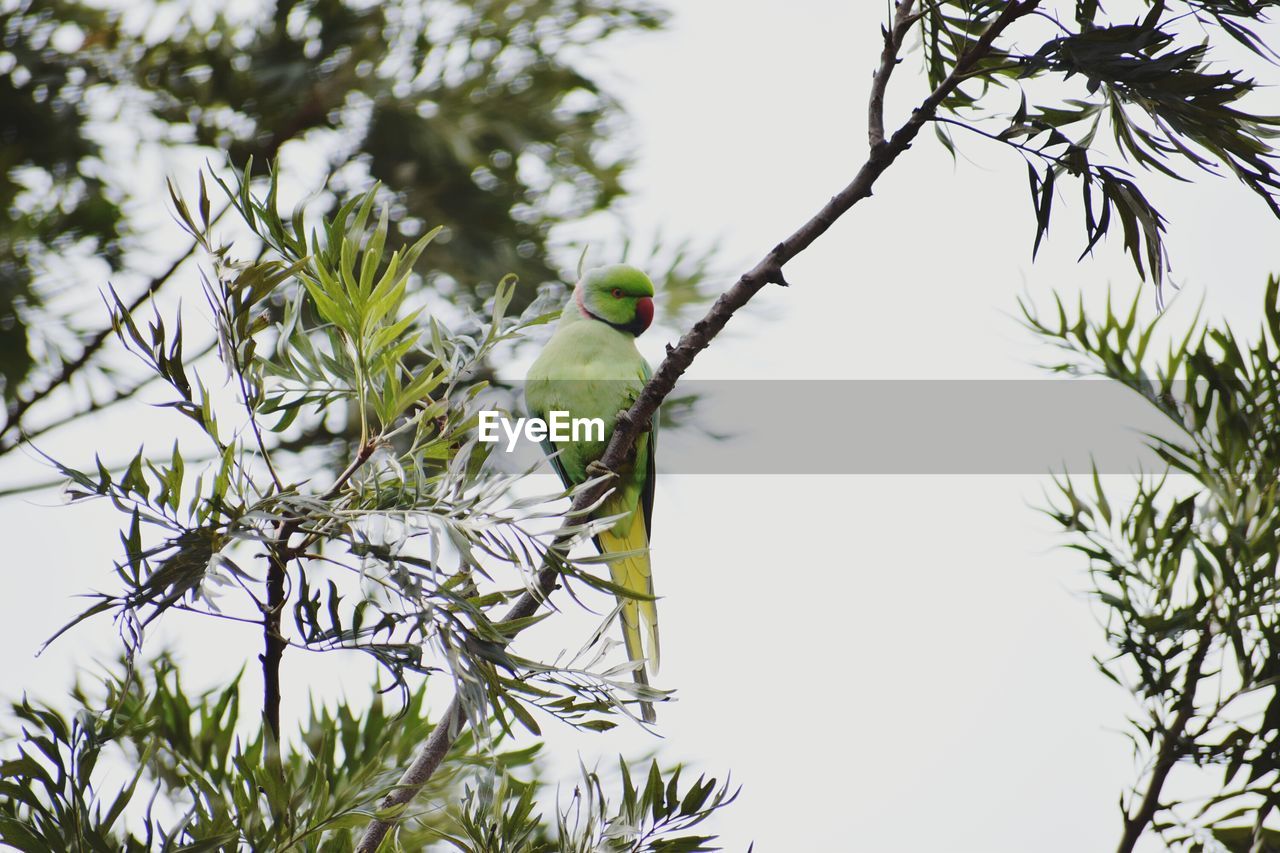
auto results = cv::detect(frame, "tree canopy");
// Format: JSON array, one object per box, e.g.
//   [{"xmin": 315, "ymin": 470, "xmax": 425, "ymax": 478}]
[{"xmin": 7, "ymin": 2, "xmax": 1280, "ymax": 850}]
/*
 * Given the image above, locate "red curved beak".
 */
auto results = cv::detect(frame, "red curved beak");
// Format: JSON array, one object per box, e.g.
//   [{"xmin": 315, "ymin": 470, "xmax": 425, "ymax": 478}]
[{"xmin": 634, "ymin": 296, "xmax": 654, "ymax": 335}]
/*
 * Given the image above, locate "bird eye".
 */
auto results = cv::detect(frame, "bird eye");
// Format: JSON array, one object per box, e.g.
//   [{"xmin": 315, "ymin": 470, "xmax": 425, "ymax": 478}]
[{"xmin": 611, "ymin": 288, "xmax": 624, "ymax": 298}]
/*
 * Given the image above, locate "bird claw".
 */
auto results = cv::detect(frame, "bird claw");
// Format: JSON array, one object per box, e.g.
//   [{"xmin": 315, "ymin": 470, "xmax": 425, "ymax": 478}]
[
  {"xmin": 616, "ymin": 408, "xmax": 651, "ymax": 433},
  {"xmin": 586, "ymin": 460, "xmax": 617, "ymax": 481}
]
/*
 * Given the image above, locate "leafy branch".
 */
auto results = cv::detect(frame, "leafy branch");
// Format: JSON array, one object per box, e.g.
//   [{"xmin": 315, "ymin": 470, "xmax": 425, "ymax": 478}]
[
  {"xmin": 1025, "ymin": 278, "xmax": 1280, "ymax": 849},
  {"xmin": 0, "ymin": 227, "xmax": 210, "ymax": 456},
  {"xmin": 1, "ymin": 651, "xmax": 740, "ymax": 850},
  {"xmin": 40, "ymin": 160, "xmax": 664, "ymax": 758},
  {"xmin": 930, "ymin": 0, "xmax": 1280, "ymax": 289}
]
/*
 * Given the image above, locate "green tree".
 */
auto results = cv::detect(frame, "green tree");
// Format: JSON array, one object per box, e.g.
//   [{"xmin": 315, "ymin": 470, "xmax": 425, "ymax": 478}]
[
  {"xmin": 8, "ymin": 1, "xmax": 1280, "ymax": 850},
  {"xmin": 0, "ymin": 0, "xmax": 718, "ymax": 460},
  {"xmin": 1027, "ymin": 279, "xmax": 1280, "ymax": 851},
  {"xmin": 1, "ymin": 166, "xmax": 737, "ymax": 850},
  {"xmin": 1, "ymin": 654, "xmax": 735, "ymax": 850}
]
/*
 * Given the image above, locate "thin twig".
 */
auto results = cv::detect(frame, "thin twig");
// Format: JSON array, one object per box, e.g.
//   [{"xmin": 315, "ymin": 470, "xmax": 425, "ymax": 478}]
[
  {"xmin": 354, "ymin": 4, "xmax": 1039, "ymax": 850},
  {"xmin": 869, "ymin": 0, "xmax": 920, "ymax": 149},
  {"xmin": 3, "ymin": 89, "xmax": 336, "ymax": 448},
  {"xmin": 234, "ymin": 362, "xmax": 284, "ymax": 492},
  {"xmin": 933, "ymin": 116, "xmax": 1078, "ymax": 168}
]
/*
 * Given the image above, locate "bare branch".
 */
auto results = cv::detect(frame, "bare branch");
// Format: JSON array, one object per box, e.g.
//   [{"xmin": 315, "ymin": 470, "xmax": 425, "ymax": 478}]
[
  {"xmin": 868, "ymin": 0, "xmax": 920, "ymax": 149},
  {"xmin": 354, "ymin": 3, "xmax": 1039, "ymax": 849}
]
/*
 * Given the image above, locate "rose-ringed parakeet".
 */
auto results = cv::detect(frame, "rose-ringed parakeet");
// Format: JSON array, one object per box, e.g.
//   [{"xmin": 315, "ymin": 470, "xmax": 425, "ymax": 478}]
[{"xmin": 525, "ymin": 264, "xmax": 659, "ymax": 722}]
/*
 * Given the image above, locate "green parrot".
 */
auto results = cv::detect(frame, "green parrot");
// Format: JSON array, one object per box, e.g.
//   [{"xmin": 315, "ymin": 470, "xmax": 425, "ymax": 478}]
[{"xmin": 525, "ymin": 264, "xmax": 659, "ymax": 723}]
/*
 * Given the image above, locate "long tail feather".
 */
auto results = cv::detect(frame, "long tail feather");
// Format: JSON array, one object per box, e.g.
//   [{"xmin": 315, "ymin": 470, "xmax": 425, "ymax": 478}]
[{"xmin": 597, "ymin": 505, "xmax": 658, "ymax": 723}]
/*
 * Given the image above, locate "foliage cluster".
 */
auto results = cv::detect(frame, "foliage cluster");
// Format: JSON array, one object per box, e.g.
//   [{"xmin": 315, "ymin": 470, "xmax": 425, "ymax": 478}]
[
  {"xmin": 7, "ymin": 1, "xmax": 1280, "ymax": 850},
  {"xmin": 1028, "ymin": 279, "xmax": 1280, "ymax": 849},
  {"xmin": 0, "ymin": 0, "xmax": 717, "ymax": 458},
  {"xmin": 925, "ymin": 1, "xmax": 1280, "ymax": 290},
  {"xmin": 0, "ymin": 655, "xmax": 733, "ymax": 851}
]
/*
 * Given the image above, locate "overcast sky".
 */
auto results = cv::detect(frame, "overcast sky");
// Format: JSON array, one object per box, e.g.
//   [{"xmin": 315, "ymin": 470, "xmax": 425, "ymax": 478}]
[{"xmin": 6, "ymin": 2, "xmax": 1280, "ymax": 851}]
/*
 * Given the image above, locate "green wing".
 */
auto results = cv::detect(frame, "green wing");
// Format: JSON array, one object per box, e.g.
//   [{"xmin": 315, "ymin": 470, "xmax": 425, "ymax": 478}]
[{"xmin": 640, "ymin": 359, "xmax": 656, "ymax": 536}]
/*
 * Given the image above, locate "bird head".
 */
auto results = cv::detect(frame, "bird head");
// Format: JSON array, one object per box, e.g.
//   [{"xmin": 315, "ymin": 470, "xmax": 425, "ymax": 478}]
[{"xmin": 575, "ymin": 264, "xmax": 655, "ymax": 337}]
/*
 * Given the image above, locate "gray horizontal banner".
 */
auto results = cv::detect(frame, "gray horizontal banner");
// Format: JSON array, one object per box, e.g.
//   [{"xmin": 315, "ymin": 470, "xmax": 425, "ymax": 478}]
[{"xmin": 476, "ymin": 380, "xmax": 1201, "ymax": 474}]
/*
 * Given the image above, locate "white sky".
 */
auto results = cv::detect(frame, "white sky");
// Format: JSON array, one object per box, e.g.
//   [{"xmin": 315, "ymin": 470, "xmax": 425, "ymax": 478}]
[{"xmin": 6, "ymin": 2, "xmax": 1280, "ymax": 851}]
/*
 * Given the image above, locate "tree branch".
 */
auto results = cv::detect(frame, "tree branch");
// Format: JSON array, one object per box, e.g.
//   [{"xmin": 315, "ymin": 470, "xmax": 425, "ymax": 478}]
[
  {"xmin": 2, "ymin": 79, "xmax": 347, "ymax": 456},
  {"xmin": 356, "ymin": 4, "xmax": 1039, "ymax": 848},
  {"xmin": 1, "ymin": 206, "xmax": 230, "ymax": 454},
  {"xmin": 4, "ymin": 239, "xmax": 193, "ymax": 433},
  {"xmin": 262, "ymin": 547, "xmax": 290, "ymax": 739},
  {"xmin": 261, "ymin": 440, "xmax": 378, "ymax": 736},
  {"xmin": 869, "ymin": 0, "xmax": 919, "ymax": 149},
  {"xmin": 1115, "ymin": 629, "xmax": 1214, "ymax": 853},
  {"xmin": 0, "ymin": 337, "xmax": 221, "ymax": 458}
]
